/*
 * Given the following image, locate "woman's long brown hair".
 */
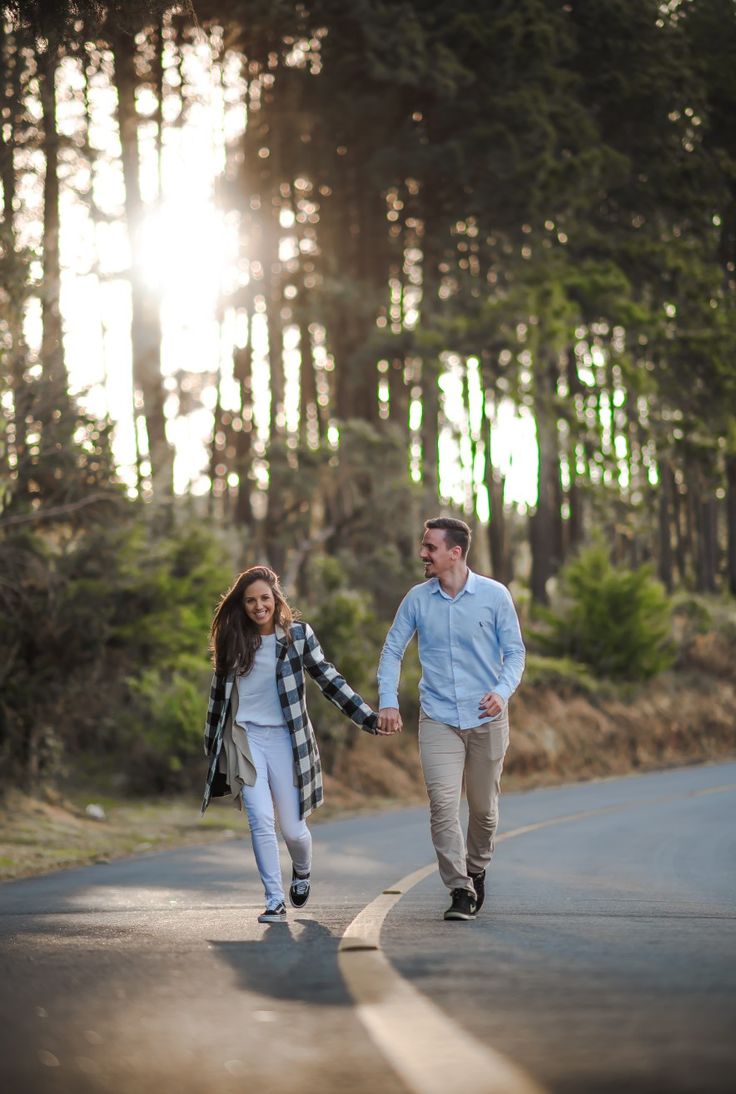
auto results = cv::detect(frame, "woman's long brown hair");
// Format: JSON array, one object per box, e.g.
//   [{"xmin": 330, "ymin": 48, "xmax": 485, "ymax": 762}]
[{"xmin": 210, "ymin": 566, "xmax": 295, "ymax": 676}]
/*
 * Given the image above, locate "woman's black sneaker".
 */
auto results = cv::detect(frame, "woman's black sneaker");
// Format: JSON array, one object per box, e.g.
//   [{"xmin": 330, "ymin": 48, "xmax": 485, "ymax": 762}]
[
  {"xmin": 289, "ymin": 870, "xmax": 311, "ymax": 909},
  {"xmin": 258, "ymin": 903, "xmax": 287, "ymax": 923},
  {"xmin": 470, "ymin": 869, "xmax": 486, "ymax": 911},
  {"xmin": 443, "ymin": 888, "xmax": 477, "ymax": 920}
]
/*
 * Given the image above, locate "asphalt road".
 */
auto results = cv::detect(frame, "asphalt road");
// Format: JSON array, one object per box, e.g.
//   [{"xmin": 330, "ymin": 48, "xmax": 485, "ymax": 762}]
[{"xmin": 1, "ymin": 761, "xmax": 734, "ymax": 1094}]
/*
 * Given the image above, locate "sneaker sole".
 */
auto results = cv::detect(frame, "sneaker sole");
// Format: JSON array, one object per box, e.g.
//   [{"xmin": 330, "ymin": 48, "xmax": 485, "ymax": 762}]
[
  {"xmin": 258, "ymin": 913, "xmax": 288, "ymax": 923},
  {"xmin": 443, "ymin": 910, "xmax": 477, "ymax": 921}
]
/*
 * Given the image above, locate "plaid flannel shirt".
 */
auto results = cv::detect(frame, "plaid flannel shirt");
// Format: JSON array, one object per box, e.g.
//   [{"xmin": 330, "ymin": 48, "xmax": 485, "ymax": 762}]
[{"xmin": 201, "ymin": 621, "xmax": 378, "ymax": 818}]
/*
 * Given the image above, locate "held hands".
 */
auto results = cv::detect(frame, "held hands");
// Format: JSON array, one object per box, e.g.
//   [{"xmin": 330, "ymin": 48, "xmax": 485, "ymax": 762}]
[
  {"xmin": 376, "ymin": 707, "xmax": 403, "ymax": 735},
  {"xmin": 479, "ymin": 692, "xmax": 505, "ymax": 718}
]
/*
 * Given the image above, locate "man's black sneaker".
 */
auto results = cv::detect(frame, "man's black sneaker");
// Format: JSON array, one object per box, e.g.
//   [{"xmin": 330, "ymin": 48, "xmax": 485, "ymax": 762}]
[
  {"xmin": 443, "ymin": 888, "xmax": 477, "ymax": 921},
  {"xmin": 258, "ymin": 902, "xmax": 287, "ymax": 924},
  {"xmin": 470, "ymin": 869, "xmax": 486, "ymax": 912},
  {"xmin": 289, "ymin": 870, "xmax": 311, "ymax": 909}
]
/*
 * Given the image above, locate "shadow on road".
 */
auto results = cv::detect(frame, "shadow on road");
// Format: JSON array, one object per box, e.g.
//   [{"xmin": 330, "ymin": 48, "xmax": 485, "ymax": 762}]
[{"xmin": 209, "ymin": 918, "xmax": 352, "ymax": 1006}]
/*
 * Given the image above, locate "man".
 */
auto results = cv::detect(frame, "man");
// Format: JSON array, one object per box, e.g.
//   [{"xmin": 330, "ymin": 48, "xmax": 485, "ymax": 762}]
[{"xmin": 377, "ymin": 517, "xmax": 525, "ymax": 921}]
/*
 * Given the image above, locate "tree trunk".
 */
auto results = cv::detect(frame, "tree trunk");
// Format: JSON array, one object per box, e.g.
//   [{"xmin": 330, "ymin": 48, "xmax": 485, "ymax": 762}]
[
  {"xmin": 153, "ymin": 18, "xmax": 165, "ymax": 199},
  {"xmin": 421, "ymin": 358, "xmax": 440, "ymax": 502},
  {"xmin": 565, "ymin": 351, "xmax": 584, "ymax": 550},
  {"xmin": 567, "ymin": 468, "xmax": 584, "ymax": 552},
  {"xmin": 328, "ymin": 155, "xmax": 383, "ymax": 423},
  {"xmin": 388, "ymin": 356, "xmax": 409, "ymax": 433},
  {"xmin": 208, "ymin": 371, "xmax": 224, "ymax": 519},
  {"xmin": 418, "ymin": 220, "xmax": 442, "ymax": 501},
  {"xmin": 297, "ymin": 310, "xmax": 319, "ymax": 447},
  {"xmin": 264, "ymin": 195, "xmax": 285, "ymax": 438},
  {"xmin": 696, "ymin": 494, "xmax": 718, "ymax": 593},
  {"xmin": 483, "ymin": 399, "xmax": 510, "ymax": 584},
  {"xmin": 684, "ymin": 470, "xmax": 696, "ymax": 587},
  {"xmin": 112, "ymin": 28, "xmax": 172, "ymax": 500},
  {"xmin": 657, "ymin": 459, "xmax": 674, "ymax": 593},
  {"xmin": 530, "ymin": 350, "xmax": 561, "ymax": 603},
  {"xmin": 461, "ymin": 361, "xmax": 478, "ymax": 516},
  {"xmin": 727, "ymin": 452, "xmax": 736, "ymax": 597},
  {"xmin": 38, "ymin": 35, "xmax": 67, "ymax": 390},
  {"xmin": 233, "ymin": 332, "xmax": 254, "ymax": 526},
  {"xmin": 0, "ymin": 23, "xmax": 31, "ymax": 505},
  {"xmin": 671, "ymin": 464, "xmax": 688, "ymax": 584}
]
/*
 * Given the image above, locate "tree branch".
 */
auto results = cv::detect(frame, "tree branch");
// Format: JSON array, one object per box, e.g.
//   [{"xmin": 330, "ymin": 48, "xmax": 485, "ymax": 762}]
[{"xmin": 0, "ymin": 493, "xmax": 118, "ymax": 529}]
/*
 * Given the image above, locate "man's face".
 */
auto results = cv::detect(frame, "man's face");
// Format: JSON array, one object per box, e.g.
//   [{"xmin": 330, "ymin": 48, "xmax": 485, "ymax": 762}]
[{"xmin": 420, "ymin": 528, "xmax": 459, "ymax": 578}]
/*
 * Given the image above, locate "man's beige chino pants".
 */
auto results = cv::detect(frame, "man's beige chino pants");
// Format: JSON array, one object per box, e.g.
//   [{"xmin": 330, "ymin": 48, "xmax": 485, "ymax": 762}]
[{"xmin": 418, "ymin": 708, "xmax": 509, "ymax": 893}]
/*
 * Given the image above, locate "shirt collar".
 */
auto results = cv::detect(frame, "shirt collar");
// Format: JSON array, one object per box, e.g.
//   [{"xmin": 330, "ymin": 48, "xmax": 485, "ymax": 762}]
[{"xmin": 430, "ymin": 568, "xmax": 477, "ymax": 598}]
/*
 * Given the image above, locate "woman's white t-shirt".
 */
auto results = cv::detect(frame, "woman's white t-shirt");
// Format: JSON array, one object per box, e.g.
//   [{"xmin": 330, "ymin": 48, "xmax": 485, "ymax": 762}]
[{"xmin": 234, "ymin": 634, "xmax": 284, "ymax": 728}]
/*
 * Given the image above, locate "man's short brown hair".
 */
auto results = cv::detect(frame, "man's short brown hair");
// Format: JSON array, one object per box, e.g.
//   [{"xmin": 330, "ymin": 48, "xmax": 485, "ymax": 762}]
[{"xmin": 424, "ymin": 516, "xmax": 471, "ymax": 558}]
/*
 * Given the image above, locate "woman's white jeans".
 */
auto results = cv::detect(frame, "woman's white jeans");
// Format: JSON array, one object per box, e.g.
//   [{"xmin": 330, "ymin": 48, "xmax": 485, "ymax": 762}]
[{"xmin": 240, "ymin": 723, "xmax": 312, "ymax": 908}]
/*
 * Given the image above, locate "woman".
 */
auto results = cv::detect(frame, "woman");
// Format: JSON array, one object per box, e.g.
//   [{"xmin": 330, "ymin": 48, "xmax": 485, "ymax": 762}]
[{"xmin": 201, "ymin": 566, "xmax": 386, "ymax": 924}]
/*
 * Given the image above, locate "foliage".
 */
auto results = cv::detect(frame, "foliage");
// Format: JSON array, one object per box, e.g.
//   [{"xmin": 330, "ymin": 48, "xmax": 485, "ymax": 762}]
[
  {"xmin": 316, "ymin": 420, "xmax": 423, "ymax": 615},
  {"xmin": 123, "ymin": 655, "xmax": 212, "ymax": 792},
  {"xmin": 0, "ymin": 509, "xmax": 232, "ymax": 790},
  {"xmin": 522, "ymin": 654, "xmax": 599, "ymax": 697},
  {"xmin": 5, "ymin": 0, "xmax": 172, "ymax": 40},
  {"xmin": 671, "ymin": 592, "xmax": 736, "ymax": 676},
  {"xmin": 302, "ymin": 555, "xmax": 383, "ymax": 766},
  {"xmin": 531, "ymin": 543, "xmax": 675, "ymax": 681},
  {"xmin": 3, "ymin": 0, "xmax": 736, "ymax": 799},
  {"xmin": 301, "ymin": 553, "xmax": 422, "ymax": 768}
]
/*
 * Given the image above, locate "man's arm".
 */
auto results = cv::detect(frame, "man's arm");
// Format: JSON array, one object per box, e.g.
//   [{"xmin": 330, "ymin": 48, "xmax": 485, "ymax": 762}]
[
  {"xmin": 377, "ymin": 592, "xmax": 417, "ymax": 732},
  {"xmin": 478, "ymin": 587, "xmax": 525, "ymax": 717}
]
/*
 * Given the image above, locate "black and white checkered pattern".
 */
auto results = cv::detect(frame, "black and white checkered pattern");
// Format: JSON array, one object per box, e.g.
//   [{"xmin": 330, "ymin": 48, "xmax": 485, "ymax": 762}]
[{"xmin": 201, "ymin": 621, "xmax": 378, "ymax": 818}]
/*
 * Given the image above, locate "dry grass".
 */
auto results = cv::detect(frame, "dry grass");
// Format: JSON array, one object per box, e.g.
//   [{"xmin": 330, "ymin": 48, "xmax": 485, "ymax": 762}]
[
  {"xmin": 508, "ymin": 673, "xmax": 736, "ymax": 786},
  {"xmin": 0, "ymin": 731, "xmax": 427, "ymax": 882},
  {"xmin": 0, "ymin": 790, "xmax": 242, "ymax": 881},
  {"xmin": 3, "ymin": 664, "xmax": 735, "ymax": 883}
]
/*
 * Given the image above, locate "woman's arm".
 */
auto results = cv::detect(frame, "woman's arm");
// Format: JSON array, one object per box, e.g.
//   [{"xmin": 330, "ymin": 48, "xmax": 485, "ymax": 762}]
[{"xmin": 302, "ymin": 624, "xmax": 378, "ymax": 734}]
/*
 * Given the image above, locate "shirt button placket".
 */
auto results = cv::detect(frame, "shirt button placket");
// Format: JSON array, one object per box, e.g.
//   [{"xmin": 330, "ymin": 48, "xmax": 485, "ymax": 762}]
[{"xmin": 449, "ymin": 599, "xmax": 461, "ymax": 726}]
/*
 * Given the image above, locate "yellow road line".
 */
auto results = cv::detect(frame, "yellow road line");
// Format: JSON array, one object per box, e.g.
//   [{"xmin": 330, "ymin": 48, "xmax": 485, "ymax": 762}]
[{"xmin": 338, "ymin": 780, "xmax": 736, "ymax": 1094}]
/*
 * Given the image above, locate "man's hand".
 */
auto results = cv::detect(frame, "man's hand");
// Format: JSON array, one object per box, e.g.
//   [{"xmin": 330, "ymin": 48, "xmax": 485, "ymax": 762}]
[
  {"xmin": 377, "ymin": 707, "xmax": 403, "ymax": 735},
  {"xmin": 479, "ymin": 692, "xmax": 505, "ymax": 718}
]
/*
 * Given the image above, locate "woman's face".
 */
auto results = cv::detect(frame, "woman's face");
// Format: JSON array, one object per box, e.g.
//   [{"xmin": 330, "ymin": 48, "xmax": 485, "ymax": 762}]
[{"xmin": 243, "ymin": 579, "xmax": 277, "ymax": 634}]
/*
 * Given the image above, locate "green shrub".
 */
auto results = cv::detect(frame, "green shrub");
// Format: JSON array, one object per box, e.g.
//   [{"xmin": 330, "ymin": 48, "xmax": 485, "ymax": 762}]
[
  {"xmin": 523, "ymin": 654, "xmax": 599, "ymax": 695},
  {"xmin": 124, "ymin": 655, "xmax": 211, "ymax": 792},
  {"xmin": 301, "ymin": 558, "xmax": 381, "ymax": 767},
  {"xmin": 0, "ymin": 513, "xmax": 232, "ymax": 790},
  {"xmin": 533, "ymin": 543, "xmax": 674, "ymax": 682}
]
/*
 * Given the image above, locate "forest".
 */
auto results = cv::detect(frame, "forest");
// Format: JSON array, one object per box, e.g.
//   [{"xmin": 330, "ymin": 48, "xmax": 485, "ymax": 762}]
[{"xmin": 1, "ymin": 0, "xmax": 735, "ymax": 795}]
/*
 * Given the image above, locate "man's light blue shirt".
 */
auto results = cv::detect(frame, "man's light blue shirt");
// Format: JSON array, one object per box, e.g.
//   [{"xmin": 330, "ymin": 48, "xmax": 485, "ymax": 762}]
[{"xmin": 377, "ymin": 570, "xmax": 525, "ymax": 730}]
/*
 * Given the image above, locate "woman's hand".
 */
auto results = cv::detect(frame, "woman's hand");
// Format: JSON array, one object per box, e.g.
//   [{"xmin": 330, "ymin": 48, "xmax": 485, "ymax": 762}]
[{"xmin": 377, "ymin": 707, "xmax": 403, "ymax": 735}]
